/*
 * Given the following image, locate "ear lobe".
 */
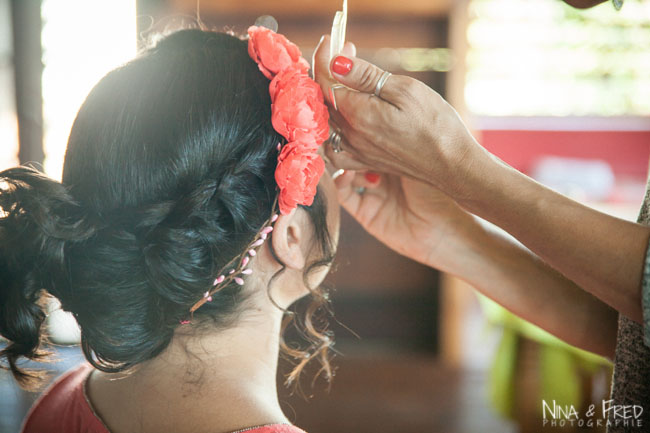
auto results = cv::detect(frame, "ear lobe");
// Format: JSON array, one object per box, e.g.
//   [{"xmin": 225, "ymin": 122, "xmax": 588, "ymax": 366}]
[{"xmin": 270, "ymin": 209, "xmax": 306, "ymax": 270}]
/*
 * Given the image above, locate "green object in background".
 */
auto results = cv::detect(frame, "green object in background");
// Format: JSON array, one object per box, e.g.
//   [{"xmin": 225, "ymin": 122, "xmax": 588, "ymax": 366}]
[
  {"xmin": 539, "ymin": 344, "xmax": 581, "ymax": 412},
  {"xmin": 489, "ymin": 326, "xmax": 518, "ymax": 419},
  {"xmin": 477, "ymin": 293, "xmax": 612, "ymax": 419}
]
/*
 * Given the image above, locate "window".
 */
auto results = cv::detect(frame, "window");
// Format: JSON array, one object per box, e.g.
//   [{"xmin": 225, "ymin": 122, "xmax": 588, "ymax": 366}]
[
  {"xmin": 465, "ymin": 0, "xmax": 650, "ymax": 117},
  {"xmin": 41, "ymin": 0, "xmax": 137, "ymax": 179},
  {"xmin": 0, "ymin": 0, "xmax": 18, "ymax": 170}
]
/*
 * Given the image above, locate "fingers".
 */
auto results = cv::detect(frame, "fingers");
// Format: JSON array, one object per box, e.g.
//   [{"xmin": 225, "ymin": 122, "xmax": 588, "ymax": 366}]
[
  {"xmin": 341, "ymin": 41, "xmax": 357, "ymax": 58},
  {"xmin": 312, "ymin": 36, "xmax": 330, "ymax": 94},
  {"xmin": 363, "ymin": 171, "xmax": 382, "ymax": 189},
  {"xmin": 329, "ymin": 86, "xmax": 396, "ymax": 132},
  {"xmin": 334, "ymin": 170, "xmax": 389, "ymax": 227},
  {"xmin": 312, "ymin": 35, "xmax": 338, "ymax": 106},
  {"xmin": 313, "ymin": 35, "xmax": 358, "ymax": 107},
  {"xmin": 333, "ymin": 169, "xmax": 362, "ymax": 215},
  {"xmin": 323, "ymin": 137, "xmax": 368, "ymax": 171},
  {"xmin": 329, "ymin": 55, "xmax": 403, "ymax": 104},
  {"xmin": 325, "ymin": 53, "xmax": 403, "ymax": 134},
  {"xmin": 330, "ymin": 43, "xmax": 358, "ymax": 109}
]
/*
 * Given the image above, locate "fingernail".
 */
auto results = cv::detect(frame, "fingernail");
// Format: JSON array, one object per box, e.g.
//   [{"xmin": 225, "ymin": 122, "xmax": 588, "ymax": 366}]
[
  {"xmin": 364, "ymin": 172, "xmax": 380, "ymax": 183},
  {"xmin": 332, "ymin": 169, "xmax": 345, "ymax": 180},
  {"xmin": 332, "ymin": 56, "xmax": 353, "ymax": 76}
]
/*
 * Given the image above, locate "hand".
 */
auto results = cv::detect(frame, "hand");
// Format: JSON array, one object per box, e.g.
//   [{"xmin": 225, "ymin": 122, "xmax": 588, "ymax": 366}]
[
  {"xmin": 333, "ymin": 168, "xmax": 479, "ymax": 272},
  {"xmin": 313, "ymin": 36, "xmax": 486, "ymax": 199}
]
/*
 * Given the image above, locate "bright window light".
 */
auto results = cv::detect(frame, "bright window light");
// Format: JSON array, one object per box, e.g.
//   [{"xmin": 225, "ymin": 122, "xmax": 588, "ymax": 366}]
[
  {"xmin": 41, "ymin": 0, "xmax": 136, "ymax": 180},
  {"xmin": 466, "ymin": 0, "xmax": 650, "ymax": 117},
  {"xmin": 40, "ymin": 0, "xmax": 136, "ymax": 343},
  {"xmin": 0, "ymin": 0, "xmax": 18, "ymax": 170}
]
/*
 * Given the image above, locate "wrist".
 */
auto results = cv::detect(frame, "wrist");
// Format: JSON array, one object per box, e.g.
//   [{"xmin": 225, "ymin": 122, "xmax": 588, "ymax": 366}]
[
  {"xmin": 453, "ymin": 147, "xmax": 515, "ymax": 214},
  {"xmin": 425, "ymin": 212, "xmax": 490, "ymax": 276},
  {"xmin": 425, "ymin": 133, "xmax": 491, "ymax": 199}
]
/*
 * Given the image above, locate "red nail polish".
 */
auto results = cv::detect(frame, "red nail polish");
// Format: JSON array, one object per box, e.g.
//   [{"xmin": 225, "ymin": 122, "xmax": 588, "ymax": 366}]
[
  {"xmin": 332, "ymin": 56, "xmax": 353, "ymax": 76},
  {"xmin": 364, "ymin": 172, "xmax": 380, "ymax": 183}
]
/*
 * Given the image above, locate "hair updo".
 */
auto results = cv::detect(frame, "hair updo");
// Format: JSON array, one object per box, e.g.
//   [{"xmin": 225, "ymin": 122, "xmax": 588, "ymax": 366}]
[{"xmin": 0, "ymin": 29, "xmax": 334, "ymax": 389}]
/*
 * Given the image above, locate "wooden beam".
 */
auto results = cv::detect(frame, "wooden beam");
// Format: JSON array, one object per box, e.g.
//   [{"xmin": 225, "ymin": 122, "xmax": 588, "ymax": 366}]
[
  {"xmin": 171, "ymin": 0, "xmax": 451, "ymax": 18},
  {"xmin": 11, "ymin": 0, "xmax": 43, "ymax": 166},
  {"xmin": 439, "ymin": 273, "xmax": 474, "ymax": 367}
]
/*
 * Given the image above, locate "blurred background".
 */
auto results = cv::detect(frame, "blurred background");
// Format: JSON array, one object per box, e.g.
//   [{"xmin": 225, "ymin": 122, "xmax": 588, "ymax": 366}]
[{"xmin": 1, "ymin": 0, "xmax": 649, "ymax": 432}]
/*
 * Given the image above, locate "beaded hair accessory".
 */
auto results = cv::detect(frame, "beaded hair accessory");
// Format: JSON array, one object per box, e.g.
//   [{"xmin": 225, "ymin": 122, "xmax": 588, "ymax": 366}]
[{"xmin": 182, "ymin": 26, "xmax": 329, "ymax": 323}]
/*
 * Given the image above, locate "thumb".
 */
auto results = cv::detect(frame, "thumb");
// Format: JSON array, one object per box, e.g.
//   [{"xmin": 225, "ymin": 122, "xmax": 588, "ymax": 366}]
[{"xmin": 330, "ymin": 55, "xmax": 395, "ymax": 98}]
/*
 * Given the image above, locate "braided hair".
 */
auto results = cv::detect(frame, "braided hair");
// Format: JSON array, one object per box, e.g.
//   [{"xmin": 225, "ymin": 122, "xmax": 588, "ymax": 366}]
[{"xmin": 0, "ymin": 29, "xmax": 335, "ymax": 389}]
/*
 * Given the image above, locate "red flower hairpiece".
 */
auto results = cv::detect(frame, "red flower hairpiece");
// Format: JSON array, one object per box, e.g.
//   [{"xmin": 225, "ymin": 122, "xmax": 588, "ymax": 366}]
[
  {"xmin": 184, "ymin": 27, "xmax": 329, "ymax": 322},
  {"xmin": 247, "ymin": 25, "xmax": 310, "ymax": 80},
  {"xmin": 248, "ymin": 25, "xmax": 329, "ymax": 215}
]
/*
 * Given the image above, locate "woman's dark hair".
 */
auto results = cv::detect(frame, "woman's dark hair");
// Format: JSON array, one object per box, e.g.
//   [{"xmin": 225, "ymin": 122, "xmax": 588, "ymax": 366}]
[{"xmin": 0, "ymin": 29, "xmax": 335, "ymax": 390}]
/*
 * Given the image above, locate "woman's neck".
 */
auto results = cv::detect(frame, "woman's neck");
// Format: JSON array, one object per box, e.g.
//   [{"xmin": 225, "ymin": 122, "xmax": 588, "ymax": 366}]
[{"xmin": 87, "ymin": 304, "xmax": 289, "ymax": 433}]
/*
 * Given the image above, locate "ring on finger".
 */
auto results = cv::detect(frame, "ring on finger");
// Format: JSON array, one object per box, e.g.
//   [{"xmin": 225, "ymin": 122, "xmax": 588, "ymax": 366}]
[
  {"xmin": 328, "ymin": 130, "xmax": 343, "ymax": 153},
  {"xmin": 355, "ymin": 187, "xmax": 366, "ymax": 195},
  {"xmin": 374, "ymin": 71, "xmax": 392, "ymax": 98}
]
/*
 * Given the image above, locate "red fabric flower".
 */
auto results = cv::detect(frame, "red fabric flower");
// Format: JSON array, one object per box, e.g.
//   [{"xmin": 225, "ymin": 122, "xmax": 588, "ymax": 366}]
[
  {"xmin": 278, "ymin": 139, "xmax": 319, "ymax": 162},
  {"xmin": 247, "ymin": 26, "xmax": 310, "ymax": 80},
  {"xmin": 270, "ymin": 69, "xmax": 329, "ymax": 145},
  {"xmin": 247, "ymin": 26, "xmax": 329, "ymax": 215},
  {"xmin": 275, "ymin": 145, "xmax": 325, "ymax": 215}
]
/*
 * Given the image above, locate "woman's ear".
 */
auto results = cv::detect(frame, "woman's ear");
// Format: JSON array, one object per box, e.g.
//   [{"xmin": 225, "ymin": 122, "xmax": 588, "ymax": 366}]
[{"xmin": 270, "ymin": 208, "xmax": 307, "ymax": 270}]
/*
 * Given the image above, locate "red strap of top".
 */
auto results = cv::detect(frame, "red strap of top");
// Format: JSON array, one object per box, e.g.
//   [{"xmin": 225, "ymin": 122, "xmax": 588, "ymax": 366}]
[
  {"xmin": 21, "ymin": 363, "xmax": 109, "ymax": 433},
  {"xmin": 22, "ymin": 363, "xmax": 307, "ymax": 433}
]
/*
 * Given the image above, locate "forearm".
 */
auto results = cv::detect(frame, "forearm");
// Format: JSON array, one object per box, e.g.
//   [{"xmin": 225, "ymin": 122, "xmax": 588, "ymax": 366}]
[
  {"xmin": 453, "ymin": 147, "xmax": 649, "ymax": 323},
  {"xmin": 437, "ymin": 216, "xmax": 618, "ymax": 358}
]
